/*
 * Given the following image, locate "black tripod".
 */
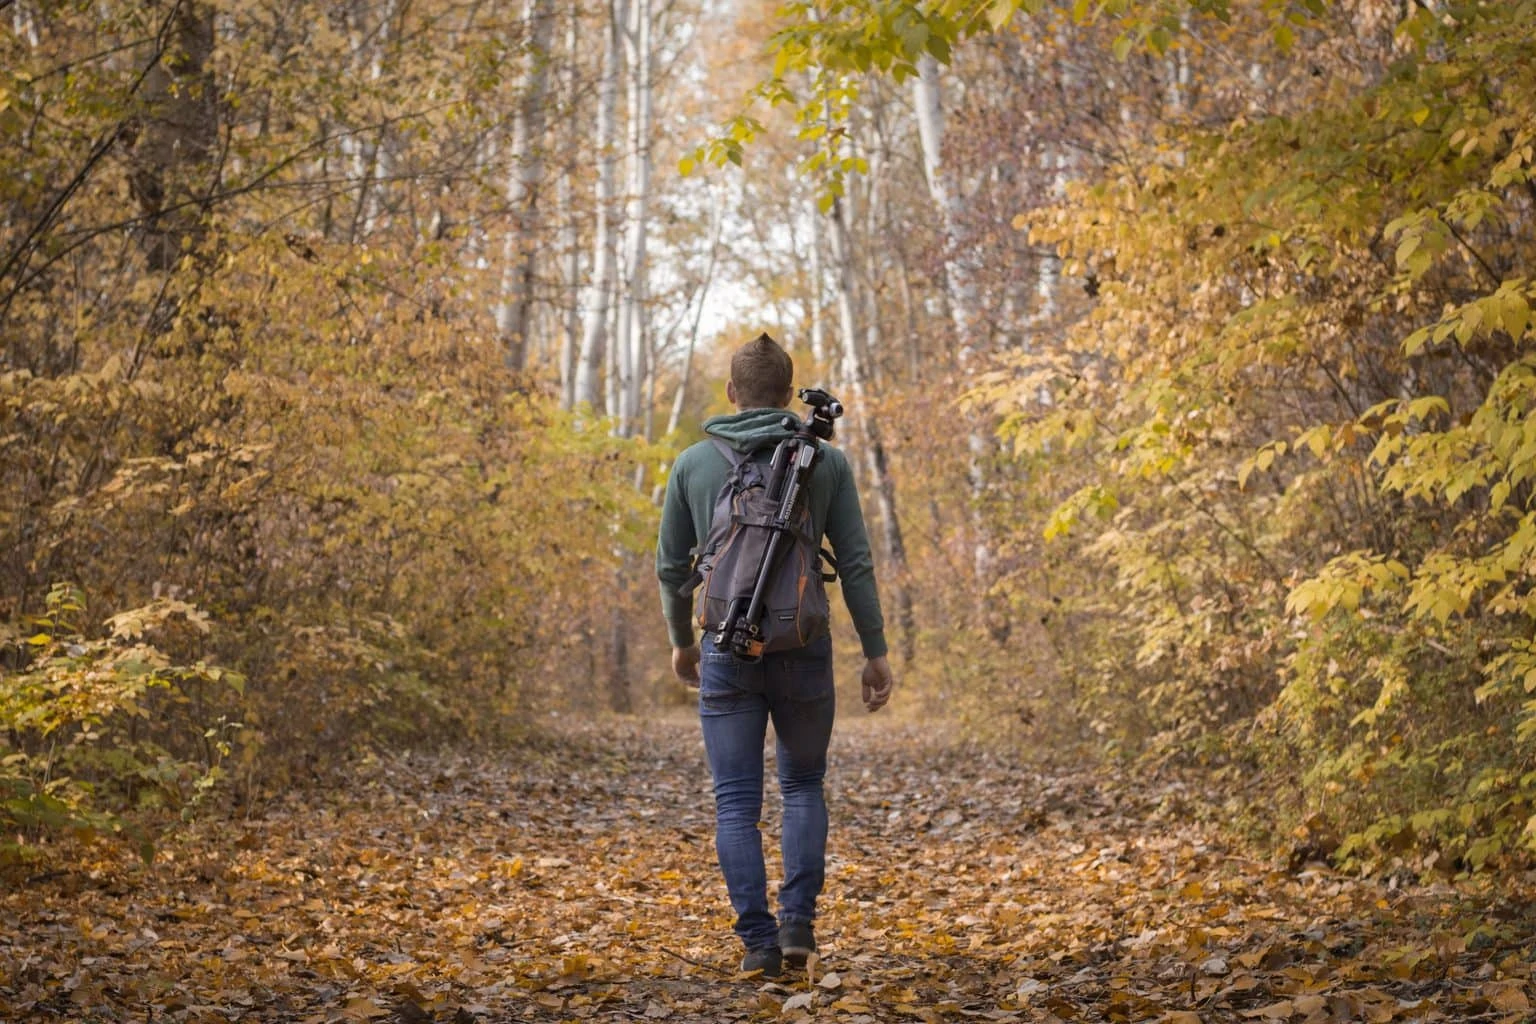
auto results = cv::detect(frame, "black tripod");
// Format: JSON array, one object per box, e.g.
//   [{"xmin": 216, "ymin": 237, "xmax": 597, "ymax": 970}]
[{"xmin": 714, "ymin": 388, "xmax": 843, "ymax": 660}]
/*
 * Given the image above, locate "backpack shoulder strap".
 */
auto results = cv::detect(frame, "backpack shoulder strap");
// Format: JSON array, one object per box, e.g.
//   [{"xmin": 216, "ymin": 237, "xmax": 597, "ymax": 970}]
[
  {"xmin": 680, "ymin": 440, "xmax": 751, "ymax": 595},
  {"xmin": 710, "ymin": 438, "xmax": 745, "ymax": 466}
]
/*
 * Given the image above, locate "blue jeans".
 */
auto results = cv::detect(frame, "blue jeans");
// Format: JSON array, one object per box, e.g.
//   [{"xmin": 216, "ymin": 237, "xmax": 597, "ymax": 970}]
[{"xmin": 698, "ymin": 633, "xmax": 836, "ymax": 952}]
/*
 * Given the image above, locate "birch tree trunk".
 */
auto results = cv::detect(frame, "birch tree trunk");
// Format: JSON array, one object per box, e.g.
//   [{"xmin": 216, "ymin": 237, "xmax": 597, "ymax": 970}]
[
  {"xmin": 807, "ymin": 195, "xmax": 827, "ymax": 366},
  {"xmin": 493, "ymin": 0, "xmax": 556, "ymax": 374},
  {"xmin": 556, "ymin": 6, "xmax": 580, "ymax": 409},
  {"xmin": 914, "ymin": 53, "xmax": 998, "ymax": 630},
  {"xmin": 1026, "ymin": 31, "xmax": 1073, "ymax": 360},
  {"xmin": 826, "ymin": 188, "xmax": 915, "ymax": 661},
  {"xmin": 913, "ymin": 55, "xmax": 976, "ymax": 336},
  {"xmin": 11, "ymin": 2, "xmax": 41, "ymax": 47},
  {"xmin": 572, "ymin": 0, "xmax": 622, "ymax": 410},
  {"xmin": 608, "ymin": 4, "xmax": 642, "ymax": 706},
  {"xmin": 347, "ymin": 0, "xmax": 401, "ymax": 243},
  {"xmin": 614, "ymin": 0, "xmax": 651, "ymax": 436}
]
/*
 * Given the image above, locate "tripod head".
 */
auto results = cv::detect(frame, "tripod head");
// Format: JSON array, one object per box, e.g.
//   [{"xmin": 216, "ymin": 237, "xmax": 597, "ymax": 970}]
[{"xmin": 796, "ymin": 387, "xmax": 844, "ymax": 441}]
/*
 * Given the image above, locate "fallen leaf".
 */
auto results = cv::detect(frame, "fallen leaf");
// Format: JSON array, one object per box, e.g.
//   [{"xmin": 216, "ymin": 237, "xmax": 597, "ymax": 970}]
[
  {"xmin": 782, "ymin": 992, "xmax": 814, "ymax": 1013},
  {"xmin": 1486, "ymin": 984, "xmax": 1530, "ymax": 1012}
]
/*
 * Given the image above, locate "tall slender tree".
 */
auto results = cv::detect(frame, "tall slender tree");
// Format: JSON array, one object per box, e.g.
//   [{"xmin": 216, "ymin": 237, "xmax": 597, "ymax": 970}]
[
  {"xmin": 573, "ymin": 0, "xmax": 622, "ymax": 410},
  {"xmin": 615, "ymin": 0, "xmax": 653, "ymax": 434},
  {"xmin": 494, "ymin": 0, "xmax": 558, "ymax": 373}
]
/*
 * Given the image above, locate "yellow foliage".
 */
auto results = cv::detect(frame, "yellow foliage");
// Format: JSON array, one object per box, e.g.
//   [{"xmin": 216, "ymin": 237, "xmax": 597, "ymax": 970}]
[{"xmin": 980, "ymin": 0, "xmax": 1536, "ymax": 865}]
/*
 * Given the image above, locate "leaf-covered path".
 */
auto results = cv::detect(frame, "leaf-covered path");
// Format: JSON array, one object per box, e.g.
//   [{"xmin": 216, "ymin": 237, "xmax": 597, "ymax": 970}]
[{"xmin": 5, "ymin": 716, "xmax": 1534, "ymax": 1023}]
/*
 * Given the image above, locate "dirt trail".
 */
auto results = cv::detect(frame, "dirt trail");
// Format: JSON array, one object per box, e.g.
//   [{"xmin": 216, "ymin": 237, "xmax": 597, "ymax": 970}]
[{"xmin": 3, "ymin": 716, "xmax": 1532, "ymax": 1022}]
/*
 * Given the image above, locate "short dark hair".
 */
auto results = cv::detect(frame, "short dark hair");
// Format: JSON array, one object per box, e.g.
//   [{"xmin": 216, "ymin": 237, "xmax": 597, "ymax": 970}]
[{"xmin": 731, "ymin": 333, "xmax": 794, "ymax": 408}]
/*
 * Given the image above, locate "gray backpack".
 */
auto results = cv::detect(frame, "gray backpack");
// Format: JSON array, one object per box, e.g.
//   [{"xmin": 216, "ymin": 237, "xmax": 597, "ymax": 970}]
[{"xmin": 688, "ymin": 439, "xmax": 836, "ymax": 657}]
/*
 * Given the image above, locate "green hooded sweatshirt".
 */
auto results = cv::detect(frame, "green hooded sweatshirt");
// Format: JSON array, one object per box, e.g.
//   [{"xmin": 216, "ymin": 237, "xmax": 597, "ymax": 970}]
[{"xmin": 656, "ymin": 407, "xmax": 888, "ymax": 659}]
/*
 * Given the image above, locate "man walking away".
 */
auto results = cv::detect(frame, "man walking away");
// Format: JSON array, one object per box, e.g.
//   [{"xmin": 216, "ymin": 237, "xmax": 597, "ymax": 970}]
[{"xmin": 656, "ymin": 333, "xmax": 895, "ymax": 979}]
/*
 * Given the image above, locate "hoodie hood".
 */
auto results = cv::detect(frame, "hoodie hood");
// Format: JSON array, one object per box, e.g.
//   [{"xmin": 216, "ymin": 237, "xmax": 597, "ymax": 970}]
[{"xmin": 703, "ymin": 408, "xmax": 805, "ymax": 453}]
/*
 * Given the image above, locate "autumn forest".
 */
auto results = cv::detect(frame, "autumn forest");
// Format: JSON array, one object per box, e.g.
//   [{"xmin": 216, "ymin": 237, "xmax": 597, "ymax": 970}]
[{"xmin": 5, "ymin": 0, "xmax": 1536, "ymax": 1020}]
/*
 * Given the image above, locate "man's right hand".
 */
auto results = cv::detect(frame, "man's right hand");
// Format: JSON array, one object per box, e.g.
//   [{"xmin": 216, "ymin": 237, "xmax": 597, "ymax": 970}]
[
  {"xmin": 672, "ymin": 644, "xmax": 702, "ymax": 687},
  {"xmin": 861, "ymin": 656, "xmax": 894, "ymax": 712}
]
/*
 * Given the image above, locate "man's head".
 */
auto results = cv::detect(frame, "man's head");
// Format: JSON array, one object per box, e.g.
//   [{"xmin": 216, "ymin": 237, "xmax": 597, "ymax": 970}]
[{"xmin": 727, "ymin": 333, "xmax": 794, "ymax": 410}]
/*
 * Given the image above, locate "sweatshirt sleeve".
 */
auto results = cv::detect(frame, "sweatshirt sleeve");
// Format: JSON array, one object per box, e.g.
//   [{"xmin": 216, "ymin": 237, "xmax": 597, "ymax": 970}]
[
  {"xmin": 656, "ymin": 457, "xmax": 699, "ymax": 649},
  {"xmin": 822, "ymin": 453, "xmax": 888, "ymax": 659}
]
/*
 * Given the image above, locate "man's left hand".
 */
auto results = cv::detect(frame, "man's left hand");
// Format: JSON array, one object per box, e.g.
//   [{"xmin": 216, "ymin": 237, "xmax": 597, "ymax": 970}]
[{"xmin": 672, "ymin": 644, "xmax": 701, "ymax": 687}]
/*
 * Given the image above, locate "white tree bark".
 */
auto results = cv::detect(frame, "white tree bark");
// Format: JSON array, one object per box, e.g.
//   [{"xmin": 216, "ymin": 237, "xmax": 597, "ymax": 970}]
[
  {"xmin": 605, "ymin": 294, "xmax": 620, "ymax": 415},
  {"xmin": 913, "ymin": 54, "xmax": 979, "ymax": 353},
  {"xmin": 12, "ymin": 2, "xmax": 41, "ymax": 47},
  {"xmin": 807, "ymin": 195, "xmax": 827, "ymax": 366},
  {"xmin": 613, "ymin": 0, "xmax": 652, "ymax": 436},
  {"xmin": 914, "ymin": 53, "xmax": 995, "ymax": 600},
  {"xmin": 492, "ymin": 0, "xmax": 556, "ymax": 373},
  {"xmin": 572, "ymin": 0, "xmax": 622, "ymax": 410},
  {"xmin": 1167, "ymin": 10, "xmax": 1191, "ymax": 117},
  {"xmin": 342, "ymin": 0, "xmax": 399, "ymax": 244},
  {"xmin": 556, "ymin": 6, "xmax": 580, "ymax": 409}
]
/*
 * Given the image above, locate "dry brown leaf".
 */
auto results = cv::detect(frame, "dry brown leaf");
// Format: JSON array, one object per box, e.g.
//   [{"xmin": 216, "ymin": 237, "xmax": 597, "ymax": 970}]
[
  {"xmin": 1483, "ymin": 982, "xmax": 1530, "ymax": 1011},
  {"xmin": 782, "ymin": 992, "xmax": 814, "ymax": 1013},
  {"xmin": 4, "ymin": 721, "xmax": 1536, "ymax": 1024}
]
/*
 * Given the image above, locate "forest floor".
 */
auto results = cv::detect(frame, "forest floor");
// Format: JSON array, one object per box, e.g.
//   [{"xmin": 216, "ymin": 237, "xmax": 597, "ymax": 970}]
[{"xmin": 3, "ymin": 714, "xmax": 1535, "ymax": 1024}]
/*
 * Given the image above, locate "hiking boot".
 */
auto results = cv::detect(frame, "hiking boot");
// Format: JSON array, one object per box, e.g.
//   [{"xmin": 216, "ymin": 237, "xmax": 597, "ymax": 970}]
[
  {"xmin": 740, "ymin": 946, "xmax": 782, "ymax": 978},
  {"xmin": 779, "ymin": 921, "xmax": 816, "ymax": 967}
]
